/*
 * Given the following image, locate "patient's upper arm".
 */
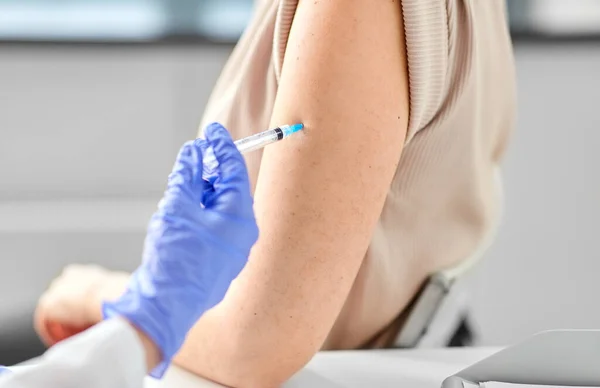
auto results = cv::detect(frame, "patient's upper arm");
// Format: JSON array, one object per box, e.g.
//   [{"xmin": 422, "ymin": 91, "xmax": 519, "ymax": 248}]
[
  {"xmin": 178, "ymin": 0, "xmax": 411, "ymax": 385},
  {"xmin": 235, "ymin": 0, "xmax": 409, "ymax": 357}
]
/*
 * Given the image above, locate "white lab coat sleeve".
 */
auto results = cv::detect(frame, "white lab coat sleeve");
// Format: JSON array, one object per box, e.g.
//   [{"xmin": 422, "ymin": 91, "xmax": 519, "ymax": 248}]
[{"xmin": 0, "ymin": 318, "xmax": 147, "ymax": 388}]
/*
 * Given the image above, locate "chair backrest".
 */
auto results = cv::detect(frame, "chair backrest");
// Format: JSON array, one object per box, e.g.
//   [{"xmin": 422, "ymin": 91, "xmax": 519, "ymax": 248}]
[{"xmin": 394, "ymin": 168, "xmax": 504, "ymax": 348}]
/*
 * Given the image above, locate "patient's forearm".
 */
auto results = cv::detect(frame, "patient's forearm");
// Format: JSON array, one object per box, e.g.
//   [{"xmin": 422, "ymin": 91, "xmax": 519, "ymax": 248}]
[
  {"xmin": 172, "ymin": 277, "xmax": 331, "ymax": 388},
  {"xmin": 172, "ymin": 201, "xmax": 368, "ymax": 386}
]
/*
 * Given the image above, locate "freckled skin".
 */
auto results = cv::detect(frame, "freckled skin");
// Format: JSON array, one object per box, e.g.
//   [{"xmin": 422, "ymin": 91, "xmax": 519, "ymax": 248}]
[{"xmin": 173, "ymin": 0, "xmax": 409, "ymax": 387}]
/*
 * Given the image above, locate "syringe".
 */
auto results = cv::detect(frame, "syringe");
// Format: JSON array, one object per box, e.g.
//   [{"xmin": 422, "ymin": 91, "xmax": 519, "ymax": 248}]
[{"xmin": 203, "ymin": 123, "xmax": 304, "ymax": 166}]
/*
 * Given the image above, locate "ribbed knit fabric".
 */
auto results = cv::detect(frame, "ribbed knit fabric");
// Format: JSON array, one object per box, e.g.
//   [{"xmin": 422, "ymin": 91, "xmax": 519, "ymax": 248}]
[{"xmin": 199, "ymin": 0, "xmax": 516, "ymax": 349}]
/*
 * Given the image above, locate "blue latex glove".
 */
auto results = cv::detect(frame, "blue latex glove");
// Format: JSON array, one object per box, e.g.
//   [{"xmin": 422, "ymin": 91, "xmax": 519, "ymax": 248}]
[
  {"xmin": 0, "ymin": 366, "xmax": 9, "ymax": 374},
  {"xmin": 103, "ymin": 123, "xmax": 258, "ymax": 377}
]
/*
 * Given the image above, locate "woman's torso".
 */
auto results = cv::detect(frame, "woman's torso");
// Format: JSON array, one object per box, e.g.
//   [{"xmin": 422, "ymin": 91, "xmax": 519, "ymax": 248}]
[{"xmin": 199, "ymin": 0, "xmax": 516, "ymax": 349}]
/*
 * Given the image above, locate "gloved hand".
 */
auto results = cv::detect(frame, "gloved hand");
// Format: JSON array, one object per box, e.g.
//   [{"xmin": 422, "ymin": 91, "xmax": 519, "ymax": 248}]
[
  {"xmin": 103, "ymin": 123, "xmax": 258, "ymax": 377},
  {"xmin": 0, "ymin": 366, "xmax": 10, "ymax": 376}
]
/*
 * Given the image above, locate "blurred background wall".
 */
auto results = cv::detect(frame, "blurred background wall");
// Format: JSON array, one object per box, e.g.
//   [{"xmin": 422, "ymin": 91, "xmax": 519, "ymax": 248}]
[{"xmin": 1, "ymin": 0, "xmax": 599, "ymax": 365}]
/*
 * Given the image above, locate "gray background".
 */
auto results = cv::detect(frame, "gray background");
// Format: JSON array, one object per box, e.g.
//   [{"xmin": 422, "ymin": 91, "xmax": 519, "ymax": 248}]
[
  {"xmin": 467, "ymin": 42, "xmax": 600, "ymax": 345},
  {"xmin": 0, "ymin": 40, "xmax": 599, "ymax": 360}
]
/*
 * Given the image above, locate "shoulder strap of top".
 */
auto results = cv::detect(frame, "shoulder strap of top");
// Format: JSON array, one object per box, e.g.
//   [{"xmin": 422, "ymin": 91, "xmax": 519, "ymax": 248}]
[
  {"xmin": 272, "ymin": 0, "xmax": 449, "ymax": 143},
  {"xmin": 273, "ymin": 0, "xmax": 298, "ymax": 82},
  {"xmin": 401, "ymin": 0, "xmax": 449, "ymax": 142}
]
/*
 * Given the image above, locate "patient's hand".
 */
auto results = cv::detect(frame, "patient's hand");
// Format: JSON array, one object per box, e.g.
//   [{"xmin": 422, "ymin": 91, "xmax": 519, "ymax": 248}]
[{"xmin": 34, "ymin": 265, "xmax": 129, "ymax": 346}]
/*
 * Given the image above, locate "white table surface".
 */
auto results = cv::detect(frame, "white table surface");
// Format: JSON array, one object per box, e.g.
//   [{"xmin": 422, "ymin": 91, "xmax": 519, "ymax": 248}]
[{"xmin": 145, "ymin": 348, "xmax": 500, "ymax": 388}]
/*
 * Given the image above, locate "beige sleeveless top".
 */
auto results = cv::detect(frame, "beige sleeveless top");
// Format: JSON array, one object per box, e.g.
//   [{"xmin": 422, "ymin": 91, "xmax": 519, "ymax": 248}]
[{"xmin": 199, "ymin": 0, "xmax": 516, "ymax": 349}]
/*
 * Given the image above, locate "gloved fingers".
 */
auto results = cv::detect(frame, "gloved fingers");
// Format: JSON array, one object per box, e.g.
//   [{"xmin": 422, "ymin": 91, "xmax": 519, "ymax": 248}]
[
  {"xmin": 201, "ymin": 185, "xmax": 217, "ymax": 207},
  {"xmin": 200, "ymin": 144, "xmax": 219, "ymax": 185},
  {"xmin": 168, "ymin": 140, "xmax": 207, "ymax": 194},
  {"xmin": 160, "ymin": 139, "xmax": 208, "ymax": 215},
  {"xmin": 203, "ymin": 123, "xmax": 253, "ymax": 212},
  {"xmin": 0, "ymin": 366, "xmax": 10, "ymax": 374}
]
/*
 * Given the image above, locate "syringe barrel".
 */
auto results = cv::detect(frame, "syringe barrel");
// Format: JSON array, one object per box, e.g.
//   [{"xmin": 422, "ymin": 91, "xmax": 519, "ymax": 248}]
[{"xmin": 234, "ymin": 128, "xmax": 280, "ymax": 154}]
